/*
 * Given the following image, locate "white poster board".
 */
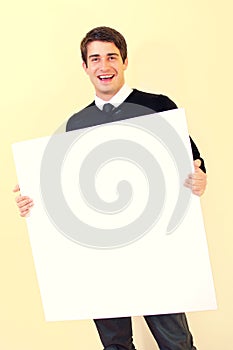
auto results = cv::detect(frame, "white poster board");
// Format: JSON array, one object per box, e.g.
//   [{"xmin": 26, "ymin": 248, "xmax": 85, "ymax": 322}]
[{"xmin": 12, "ymin": 109, "xmax": 216, "ymax": 321}]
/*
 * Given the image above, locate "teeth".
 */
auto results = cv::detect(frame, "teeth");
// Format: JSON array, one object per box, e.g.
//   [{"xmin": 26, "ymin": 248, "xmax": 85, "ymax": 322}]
[{"xmin": 99, "ymin": 75, "xmax": 114, "ymax": 79}]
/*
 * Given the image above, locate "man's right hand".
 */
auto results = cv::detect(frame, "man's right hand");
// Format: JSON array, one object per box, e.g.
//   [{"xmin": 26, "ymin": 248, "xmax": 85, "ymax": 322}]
[{"xmin": 13, "ymin": 184, "xmax": 34, "ymax": 217}]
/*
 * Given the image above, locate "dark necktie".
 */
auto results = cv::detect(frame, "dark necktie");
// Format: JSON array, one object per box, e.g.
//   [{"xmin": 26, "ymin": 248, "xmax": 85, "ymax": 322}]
[{"xmin": 102, "ymin": 103, "xmax": 114, "ymax": 114}]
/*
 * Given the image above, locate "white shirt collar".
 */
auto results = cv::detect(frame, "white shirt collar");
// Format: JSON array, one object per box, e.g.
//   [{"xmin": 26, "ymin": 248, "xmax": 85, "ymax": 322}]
[{"xmin": 95, "ymin": 84, "xmax": 133, "ymax": 110}]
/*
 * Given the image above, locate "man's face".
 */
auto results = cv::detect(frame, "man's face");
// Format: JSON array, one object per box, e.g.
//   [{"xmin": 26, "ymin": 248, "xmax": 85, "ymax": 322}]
[{"xmin": 83, "ymin": 41, "xmax": 128, "ymax": 101}]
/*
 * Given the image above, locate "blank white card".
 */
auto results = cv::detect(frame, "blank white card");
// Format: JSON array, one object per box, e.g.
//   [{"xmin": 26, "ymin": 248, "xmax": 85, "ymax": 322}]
[{"xmin": 12, "ymin": 108, "xmax": 216, "ymax": 321}]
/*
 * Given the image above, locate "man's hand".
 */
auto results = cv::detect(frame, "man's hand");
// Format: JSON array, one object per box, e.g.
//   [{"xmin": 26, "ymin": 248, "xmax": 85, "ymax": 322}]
[
  {"xmin": 184, "ymin": 159, "xmax": 207, "ymax": 196},
  {"xmin": 13, "ymin": 184, "xmax": 34, "ymax": 217}
]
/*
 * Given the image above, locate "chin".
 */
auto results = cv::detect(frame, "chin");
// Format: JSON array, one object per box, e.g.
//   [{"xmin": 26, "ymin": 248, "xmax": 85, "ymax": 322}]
[{"xmin": 99, "ymin": 87, "xmax": 115, "ymax": 95}]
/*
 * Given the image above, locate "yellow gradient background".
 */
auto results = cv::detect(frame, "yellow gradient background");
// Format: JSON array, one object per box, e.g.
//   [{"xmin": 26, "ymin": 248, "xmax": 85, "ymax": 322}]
[{"xmin": 1, "ymin": 1, "xmax": 232, "ymax": 349}]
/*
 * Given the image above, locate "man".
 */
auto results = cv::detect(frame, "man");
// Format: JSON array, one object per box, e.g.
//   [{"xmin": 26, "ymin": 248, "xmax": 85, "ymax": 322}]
[{"xmin": 14, "ymin": 26, "xmax": 207, "ymax": 350}]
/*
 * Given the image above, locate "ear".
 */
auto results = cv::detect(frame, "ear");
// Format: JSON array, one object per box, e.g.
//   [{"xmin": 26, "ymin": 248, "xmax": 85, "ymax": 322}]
[
  {"xmin": 123, "ymin": 57, "xmax": 128, "ymax": 71},
  {"xmin": 82, "ymin": 61, "xmax": 88, "ymax": 73}
]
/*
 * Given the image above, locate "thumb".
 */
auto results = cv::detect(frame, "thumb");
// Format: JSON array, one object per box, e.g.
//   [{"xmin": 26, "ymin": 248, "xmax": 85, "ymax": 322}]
[
  {"xmin": 194, "ymin": 159, "xmax": 201, "ymax": 169},
  {"xmin": 13, "ymin": 184, "xmax": 20, "ymax": 193}
]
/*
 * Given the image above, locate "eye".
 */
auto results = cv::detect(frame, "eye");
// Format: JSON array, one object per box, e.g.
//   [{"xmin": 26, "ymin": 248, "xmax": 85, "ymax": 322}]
[
  {"xmin": 91, "ymin": 57, "xmax": 99, "ymax": 62},
  {"xmin": 109, "ymin": 56, "xmax": 116, "ymax": 61}
]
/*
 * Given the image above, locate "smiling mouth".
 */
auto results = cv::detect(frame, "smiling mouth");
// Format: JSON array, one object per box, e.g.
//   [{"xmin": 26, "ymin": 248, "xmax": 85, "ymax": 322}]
[{"xmin": 98, "ymin": 74, "xmax": 115, "ymax": 82}]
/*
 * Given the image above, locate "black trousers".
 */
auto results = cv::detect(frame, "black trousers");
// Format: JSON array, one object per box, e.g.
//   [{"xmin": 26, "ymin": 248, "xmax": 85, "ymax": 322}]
[{"xmin": 94, "ymin": 313, "xmax": 197, "ymax": 350}]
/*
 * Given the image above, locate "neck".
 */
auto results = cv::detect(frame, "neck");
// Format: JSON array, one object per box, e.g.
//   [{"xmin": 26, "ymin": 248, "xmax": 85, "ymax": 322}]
[
  {"xmin": 97, "ymin": 93, "xmax": 115, "ymax": 101},
  {"xmin": 96, "ymin": 84, "xmax": 125, "ymax": 101}
]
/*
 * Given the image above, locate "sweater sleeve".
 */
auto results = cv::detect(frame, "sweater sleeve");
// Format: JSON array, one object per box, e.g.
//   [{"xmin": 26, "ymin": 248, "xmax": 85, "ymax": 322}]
[
  {"xmin": 157, "ymin": 94, "xmax": 178, "ymax": 111},
  {"xmin": 159, "ymin": 95, "xmax": 206, "ymax": 173},
  {"xmin": 189, "ymin": 136, "xmax": 206, "ymax": 173}
]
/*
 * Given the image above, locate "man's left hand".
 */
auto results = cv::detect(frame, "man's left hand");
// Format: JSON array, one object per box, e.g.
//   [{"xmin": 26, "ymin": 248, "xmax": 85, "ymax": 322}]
[{"xmin": 184, "ymin": 159, "xmax": 207, "ymax": 196}]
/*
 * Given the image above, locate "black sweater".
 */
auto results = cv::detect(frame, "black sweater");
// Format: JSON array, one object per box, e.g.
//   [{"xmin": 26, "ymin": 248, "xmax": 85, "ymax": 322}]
[{"xmin": 66, "ymin": 89, "xmax": 206, "ymax": 172}]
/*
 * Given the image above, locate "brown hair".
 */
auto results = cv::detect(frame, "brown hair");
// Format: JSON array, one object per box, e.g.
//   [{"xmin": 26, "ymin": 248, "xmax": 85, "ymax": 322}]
[{"xmin": 81, "ymin": 26, "xmax": 127, "ymax": 66}]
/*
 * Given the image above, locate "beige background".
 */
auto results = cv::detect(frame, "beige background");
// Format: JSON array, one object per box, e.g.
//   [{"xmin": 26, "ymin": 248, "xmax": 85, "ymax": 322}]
[{"xmin": 0, "ymin": 1, "xmax": 232, "ymax": 349}]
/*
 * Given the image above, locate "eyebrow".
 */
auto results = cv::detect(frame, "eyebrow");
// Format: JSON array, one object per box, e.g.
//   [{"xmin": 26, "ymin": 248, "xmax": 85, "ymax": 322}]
[{"xmin": 88, "ymin": 53, "xmax": 119, "ymax": 59}]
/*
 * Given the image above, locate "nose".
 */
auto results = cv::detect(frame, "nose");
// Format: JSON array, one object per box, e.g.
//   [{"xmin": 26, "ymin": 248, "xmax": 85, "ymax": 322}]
[{"xmin": 100, "ymin": 58, "xmax": 110, "ymax": 70}]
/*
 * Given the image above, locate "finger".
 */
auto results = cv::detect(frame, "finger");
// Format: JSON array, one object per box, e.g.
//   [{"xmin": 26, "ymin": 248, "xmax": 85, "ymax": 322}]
[
  {"xmin": 17, "ymin": 199, "xmax": 34, "ymax": 209},
  {"xmin": 194, "ymin": 159, "xmax": 201, "ymax": 168},
  {"xmin": 20, "ymin": 208, "xmax": 31, "ymax": 217},
  {"xmin": 184, "ymin": 177, "xmax": 194, "ymax": 186},
  {"xmin": 188, "ymin": 172, "xmax": 207, "ymax": 180},
  {"xmin": 15, "ymin": 195, "xmax": 32, "ymax": 203},
  {"xmin": 188, "ymin": 178, "xmax": 206, "ymax": 187},
  {"xmin": 184, "ymin": 180, "xmax": 193, "ymax": 189},
  {"xmin": 184, "ymin": 179, "xmax": 206, "ymax": 193},
  {"xmin": 187, "ymin": 170, "xmax": 202, "ymax": 179},
  {"xmin": 19, "ymin": 203, "xmax": 34, "ymax": 215},
  {"xmin": 184, "ymin": 183, "xmax": 191, "ymax": 190},
  {"xmin": 13, "ymin": 184, "xmax": 20, "ymax": 192},
  {"xmin": 192, "ymin": 188, "xmax": 204, "ymax": 196}
]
